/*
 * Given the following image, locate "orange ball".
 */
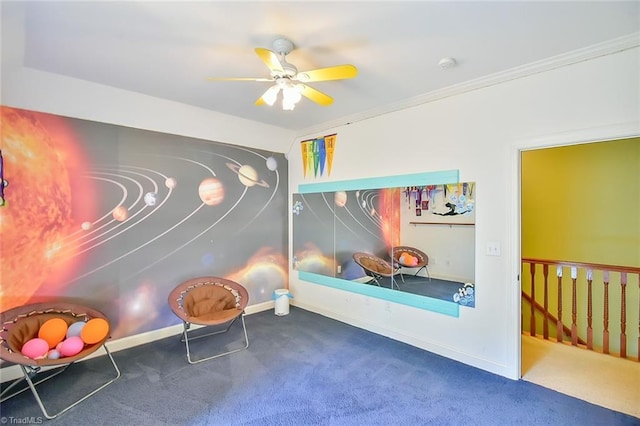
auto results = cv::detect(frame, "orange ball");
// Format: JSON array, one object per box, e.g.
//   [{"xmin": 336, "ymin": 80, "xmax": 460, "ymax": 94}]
[
  {"xmin": 80, "ymin": 318, "xmax": 109, "ymax": 345},
  {"xmin": 38, "ymin": 318, "xmax": 68, "ymax": 349}
]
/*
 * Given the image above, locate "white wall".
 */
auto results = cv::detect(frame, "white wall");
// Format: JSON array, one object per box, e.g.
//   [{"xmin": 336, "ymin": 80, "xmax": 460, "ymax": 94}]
[
  {"xmin": 288, "ymin": 47, "xmax": 640, "ymax": 379},
  {"xmin": 1, "ymin": 68, "xmax": 294, "ymax": 153},
  {"xmin": 400, "ymin": 206, "xmax": 475, "ymax": 283}
]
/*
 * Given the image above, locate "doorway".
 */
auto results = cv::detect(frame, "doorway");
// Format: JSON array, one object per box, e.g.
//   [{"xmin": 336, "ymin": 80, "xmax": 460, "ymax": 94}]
[{"xmin": 517, "ymin": 135, "xmax": 639, "ymax": 417}]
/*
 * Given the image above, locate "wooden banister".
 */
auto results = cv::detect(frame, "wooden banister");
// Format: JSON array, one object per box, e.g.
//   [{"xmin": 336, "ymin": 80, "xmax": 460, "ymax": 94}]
[
  {"xmin": 522, "ymin": 258, "xmax": 639, "ymax": 361},
  {"xmin": 521, "ymin": 292, "xmax": 586, "ymax": 345},
  {"xmin": 522, "ymin": 258, "xmax": 640, "ymax": 275}
]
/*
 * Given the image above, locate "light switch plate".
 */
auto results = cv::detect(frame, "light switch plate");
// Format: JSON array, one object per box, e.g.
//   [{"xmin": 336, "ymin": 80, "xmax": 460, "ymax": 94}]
[{"xmin": 486, "ymin": 241, "xmax": 501, "ymax": 256}]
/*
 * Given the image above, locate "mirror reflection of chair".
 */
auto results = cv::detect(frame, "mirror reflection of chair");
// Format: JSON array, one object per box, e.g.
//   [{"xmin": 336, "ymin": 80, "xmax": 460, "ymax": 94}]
[
  {"xmin": 391, "ymin": 246, "xmax": 431, "ymax": 282},
  {"xmin": 352, "ymin": 252, "xmax": 400, "ymax": 290},
  {"xmin": 168, "ymin": 276, "xmax": 249, "ymax": 364},
  {"xmin": 0, "ymin": 302, "xmax": 121, "ymax": 419}
]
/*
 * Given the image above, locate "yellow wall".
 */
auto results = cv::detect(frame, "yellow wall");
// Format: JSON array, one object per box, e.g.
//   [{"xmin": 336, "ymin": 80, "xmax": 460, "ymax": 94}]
[
  {"xmin": 522, "ymin": 137, "xmax": 640, "ymax": 267},
  {"xmin": 521, "ymin": 137, "xmax": 639, "ymax": 357}
]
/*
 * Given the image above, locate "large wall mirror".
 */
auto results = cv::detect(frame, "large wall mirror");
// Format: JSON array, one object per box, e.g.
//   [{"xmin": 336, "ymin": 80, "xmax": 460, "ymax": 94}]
[{"xmin": 293, "ymin": 171, "xmax": 476, "ymax": 317}]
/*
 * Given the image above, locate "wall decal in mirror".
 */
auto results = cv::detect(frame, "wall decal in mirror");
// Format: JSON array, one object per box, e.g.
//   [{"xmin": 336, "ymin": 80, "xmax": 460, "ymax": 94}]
[{"xmin": 293, "ymin": 171, "xmax": 475, "ymax": 316}]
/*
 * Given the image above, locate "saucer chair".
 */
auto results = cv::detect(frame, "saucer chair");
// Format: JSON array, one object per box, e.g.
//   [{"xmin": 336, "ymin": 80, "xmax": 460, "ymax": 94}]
[
  {"xmin": 0, "ymin": 302, "xmax": 121, "ymax": 419},
  {"xmin": 168, "ymin": 276, "xmax": 249, "ymax": 364},
  {"xmin": 352, "ymin": 252, "xmax": 400, "ymax": 290},
  {"xmin": 391, "ymin": 246, "xmax": 431, "ymax": 282}
]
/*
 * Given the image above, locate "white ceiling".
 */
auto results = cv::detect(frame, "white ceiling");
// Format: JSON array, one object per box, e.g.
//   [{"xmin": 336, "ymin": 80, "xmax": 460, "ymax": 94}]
[{"xmin": 2, "ymin": 1, "xmax": 639, "ymax": 133}]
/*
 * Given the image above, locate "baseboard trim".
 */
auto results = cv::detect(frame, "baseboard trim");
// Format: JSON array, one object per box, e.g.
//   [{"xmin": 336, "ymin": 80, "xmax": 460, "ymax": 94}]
[{"xmin": 0, "ymin": 301, "xmax": 275, "ymax": 383}]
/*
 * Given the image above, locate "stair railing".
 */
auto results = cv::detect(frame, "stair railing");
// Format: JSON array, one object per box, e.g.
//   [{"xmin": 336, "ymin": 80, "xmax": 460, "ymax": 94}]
[{"xmin": 521, "ymin": 258, "xmax": 639, "ymax": 361}]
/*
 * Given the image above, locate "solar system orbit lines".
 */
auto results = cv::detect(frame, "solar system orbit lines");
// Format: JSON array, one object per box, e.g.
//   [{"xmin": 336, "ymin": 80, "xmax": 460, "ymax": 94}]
[
  {"xmin": 58, "ymin": 167, "xmax": 166, "ymax": 256},
  {"xmin": 124, "ymin": 150, "xmax": 278, "ymax": 280}
]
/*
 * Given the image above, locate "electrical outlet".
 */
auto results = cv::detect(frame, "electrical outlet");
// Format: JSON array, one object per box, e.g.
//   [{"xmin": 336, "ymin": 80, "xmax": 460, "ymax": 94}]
[{"xmin": 337, "ymin": 265, "xmax": 342, "ymax": 274}]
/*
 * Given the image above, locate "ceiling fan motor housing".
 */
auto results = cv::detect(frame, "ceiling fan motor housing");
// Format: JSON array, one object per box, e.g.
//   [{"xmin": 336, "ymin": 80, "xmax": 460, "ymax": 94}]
[{"xmin": 272, "ymin": 38, "xmax": 294, "ymax": 56}]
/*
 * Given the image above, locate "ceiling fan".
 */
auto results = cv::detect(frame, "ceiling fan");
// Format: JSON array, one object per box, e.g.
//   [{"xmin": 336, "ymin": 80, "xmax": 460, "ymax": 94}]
[{"xmin": 207, "ymin": 38, "xmax": 358, "ymax": 110}]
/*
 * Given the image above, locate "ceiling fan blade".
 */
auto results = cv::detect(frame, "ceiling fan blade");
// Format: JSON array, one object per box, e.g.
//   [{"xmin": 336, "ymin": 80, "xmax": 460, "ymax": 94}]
[
  {"xmin": 255, "ymin": 47, "xmax": 284, "ymax": 73},
  {"xmin": 297, "ymin": 64, "xmax": 358, "ymax": 82},
  {"xmin": 299, "ymin": 84, "xmax": 334, "ymax": 106},
  {"xmin": 207, "ymin": 77, "xmax": 273, "ymax": 82}
]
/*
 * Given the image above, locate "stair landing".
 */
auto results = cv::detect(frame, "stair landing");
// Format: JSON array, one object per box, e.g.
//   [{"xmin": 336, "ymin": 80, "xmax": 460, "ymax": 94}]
[{"xmin": 521, "ymin": 334, "xmax": 640, "ymax": 418}]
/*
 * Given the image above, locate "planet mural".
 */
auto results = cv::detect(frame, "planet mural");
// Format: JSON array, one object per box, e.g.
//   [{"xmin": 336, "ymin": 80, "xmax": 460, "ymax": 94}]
[
  {"xmin": 334, "ymin": 191, "xmax": 347, "ymax": 207},
  {"xmin": 198, "ymin": 177, "xmax": 224, "ymax": 206},
  {"xmin": 165, "ymin": 177, "xmax": 177, "ymax": 189},
  {"xmin": 226, "ymin": 163, "xmax": 269, "ymax": 188},
  {"xmin": 144, "ymin": 191, "xmax": 158, "ymax": 206},
  {"xmin": 112, "ymin": 205, "xmax": 129, "ymax": 221},
  {"xmin": 266, "ymin": 156, "xmax": 278, "ymax": 171}
]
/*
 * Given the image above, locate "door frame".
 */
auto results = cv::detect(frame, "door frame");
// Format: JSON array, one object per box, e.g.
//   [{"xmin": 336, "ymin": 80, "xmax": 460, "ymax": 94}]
[{"xmin": 510, "ymin": 121, "xmax": 639, "ymax": 379}]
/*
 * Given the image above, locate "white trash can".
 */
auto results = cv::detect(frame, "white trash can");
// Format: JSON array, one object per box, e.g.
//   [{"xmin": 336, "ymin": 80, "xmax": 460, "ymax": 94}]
[{"xmin": 274, "ymin": 289, "xmax": 291, "ymax": 316}]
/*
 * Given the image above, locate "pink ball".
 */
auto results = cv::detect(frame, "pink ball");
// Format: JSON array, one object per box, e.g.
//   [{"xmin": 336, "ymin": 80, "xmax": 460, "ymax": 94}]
[
  {"xmin": 22, "ymin": 338, "xmax": 49, "ymax": 359},
  {"xmin": 58, "ymin": 336, "xmax": 85, "ymax": 357}
]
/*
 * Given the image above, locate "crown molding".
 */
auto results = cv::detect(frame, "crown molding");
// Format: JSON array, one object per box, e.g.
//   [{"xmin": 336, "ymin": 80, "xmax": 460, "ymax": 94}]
[{"xmin": 295, "ymin": 32, "xmax": 640, "ymax": 140}]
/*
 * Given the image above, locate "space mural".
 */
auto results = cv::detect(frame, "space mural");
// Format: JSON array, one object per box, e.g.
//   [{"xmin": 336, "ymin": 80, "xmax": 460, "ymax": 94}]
[
  {"xmin": 0, "ymin": 106, "xmax": 288, "ymax": 339},
  {"xmin": 292, "ymin": 188, "xmax": 401, "ymax": 279}
]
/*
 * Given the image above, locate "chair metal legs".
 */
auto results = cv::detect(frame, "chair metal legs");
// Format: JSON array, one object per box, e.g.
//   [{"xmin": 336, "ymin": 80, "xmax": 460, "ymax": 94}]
[
  {"xmin": 398, "ymin": 265, "xmax": 431, "ymax": 282},
  {"xmin": 0, "ymin": 344, "xmax": 121, "ymax": 419},
  {"xmin": 181, "ymin": 313, "xmax": 249, "ymax": 364},
  {"xmin": 368, "ymin": 273, "xmax": 400, "ymax": 290},
  {"xmin": 415, "ymin": 265, "xmax": 431, "ymax": 281}
]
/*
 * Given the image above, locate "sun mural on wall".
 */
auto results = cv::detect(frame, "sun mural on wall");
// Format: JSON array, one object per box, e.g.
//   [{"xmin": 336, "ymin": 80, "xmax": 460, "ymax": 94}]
[
  {"xmin": 0, "ymin": 107, "xmax": 97, "ymax": 309},
  {"xmin": 0, "ymin": 106, "xmax": 289, "ymax": 339}
]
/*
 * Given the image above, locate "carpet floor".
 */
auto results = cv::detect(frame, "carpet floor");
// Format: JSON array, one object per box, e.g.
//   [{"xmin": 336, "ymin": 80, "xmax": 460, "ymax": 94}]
[{"xmin": 1, "ymin": 307, "xmax": 637, "ymax": 425}]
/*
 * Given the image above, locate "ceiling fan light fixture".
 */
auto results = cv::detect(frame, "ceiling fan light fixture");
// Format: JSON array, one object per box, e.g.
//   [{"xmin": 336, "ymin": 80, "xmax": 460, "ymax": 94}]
[
  {"xmin": 262, "ymin": 85, "xmax": 281, "ymax": 106},
  {"xmin": 282, "ymin": 99, "xmax": 296, "ymax": 111},
  {"xmin": 283, "ymin": 84, "xmax": 302, "ymax": 105},
  {"xmin": 210, "ymin": 37, "xmax": 357, "ymax": 109}
]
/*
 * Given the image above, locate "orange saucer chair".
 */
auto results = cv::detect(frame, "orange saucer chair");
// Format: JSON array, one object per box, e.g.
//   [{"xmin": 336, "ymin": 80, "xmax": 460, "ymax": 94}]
[
  {"xmin": 168, "ymin": 276, "xmax": 249, "ymax": 364},
  {"xmin": 352, "ymin": 252, "xmax": 400, "ymax": 290},
  {"xmin": 0, "ymin": 302, "xmax": 121, "ymax": 419},
  {"xmin": 391, "ymin": 246, "xmax": 431, "ymax": 282}
]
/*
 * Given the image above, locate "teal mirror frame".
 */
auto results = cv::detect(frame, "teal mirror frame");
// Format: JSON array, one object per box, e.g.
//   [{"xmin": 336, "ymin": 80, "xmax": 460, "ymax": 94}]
[{"xmin": 296, "ymin": 170, "xmax": 461, "ymax": 317}]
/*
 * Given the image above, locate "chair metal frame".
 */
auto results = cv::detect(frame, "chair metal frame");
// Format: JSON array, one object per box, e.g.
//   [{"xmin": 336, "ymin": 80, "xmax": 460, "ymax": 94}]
[
  {"xmin": 168, "ymin": 276, "xmax": 249, "ymax": 365},
  {"xmin": 352, "ymin": 252, "xmax": 401, "ymax": 290},
  {"xmin": 0, "ymin": 303, "xmax": 121, "ymax": 419},
  {"xmin": 391, "ymin": 245, "xmax": 431, "ymax": 282}
]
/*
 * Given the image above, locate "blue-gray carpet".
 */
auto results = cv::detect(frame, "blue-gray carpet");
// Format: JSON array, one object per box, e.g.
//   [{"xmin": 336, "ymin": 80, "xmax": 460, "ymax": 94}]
[
  {"xmin": 366, "ymin": 275, "xmax": 475, "ymax": 308},
  {"xmin": 1, "ymin": 307, "xmax": 637, "ymax": 425}
]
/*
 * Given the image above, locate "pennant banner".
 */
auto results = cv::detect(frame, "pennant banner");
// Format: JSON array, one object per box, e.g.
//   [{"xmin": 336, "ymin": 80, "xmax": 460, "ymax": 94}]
[{"xmin": 300, "ymin": 133, "xmax": 336, "ymax": 178}]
